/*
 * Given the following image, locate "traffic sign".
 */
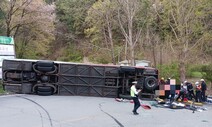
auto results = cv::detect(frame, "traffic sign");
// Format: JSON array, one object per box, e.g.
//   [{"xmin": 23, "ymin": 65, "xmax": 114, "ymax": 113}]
[{"xmin": 0, "ymin": 36, "xmax": 14, "ymax": 45}]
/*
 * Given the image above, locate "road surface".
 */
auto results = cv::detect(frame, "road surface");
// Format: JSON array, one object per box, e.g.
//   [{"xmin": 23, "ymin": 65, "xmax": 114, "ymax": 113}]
[{"xmin": 0, "ymin": 94, "xmax": 211, "ymax": 127}]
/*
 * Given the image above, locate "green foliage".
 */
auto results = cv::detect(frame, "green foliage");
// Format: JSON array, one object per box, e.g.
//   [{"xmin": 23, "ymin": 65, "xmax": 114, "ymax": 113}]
[
  {"xmin": 88, "ymin": 49, "xmax": 111, "ymax": 64},
  {"xmin": 190, "ymin": 72, "xmax": 203, "ymax": 78},
  {"xmin": 89, "ymin": 55, "xmax": 110, "ymax": 64},
  {"xmin": 201, "ymin": 64, "xmax": 212, "ymax": 82},
  {"xmin": 57, "ymin": 45, "xmax": 83, "ymax": 62},
  {"xmin": 0, "ymin": 6, "xmax": 5, "ymax": 34},
  {"xmin": 186, "ymin": 64, "xmax": 203, "ymax": 78},
  {"xmin": 85, "ymin": 0, "xmax": 117, "ymax": 44},
  {"xmin": 45, "ymin": 0, "xmax": 56, "ymax": 4},
  {"xmin": 0, "ymin": 81, "xmax": 5, "ymax": 94},
  {"xmin": 15, "ymin": 33, "xmax": 53, "ymax": 59},
  {"xmin": 56, "ymin": 0, "xmax": 96, "ymax": 35},
  {"xmin": 157, "ymin": 63, "xmax": 180, "ymax": 83}
]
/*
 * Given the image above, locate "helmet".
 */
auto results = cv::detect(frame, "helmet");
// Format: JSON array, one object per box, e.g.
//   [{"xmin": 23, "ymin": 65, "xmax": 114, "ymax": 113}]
[
  {"xmin": 200, "ymin": 79, "xmax": 204, "ymax": 81},
  {"xmin": 161, "ymin": 77, "xmax": 164, "ymax": 80},
  {"xmin": 195, "ymin": 82, "xmax": 199, "ymax": 85},
  {"xmin": 184, "ymin": 81, "xmax": 187, "ymax": 84},
  {"xmin": 132, "ymin": 81, "xmax": 137, "ymax": 84}
]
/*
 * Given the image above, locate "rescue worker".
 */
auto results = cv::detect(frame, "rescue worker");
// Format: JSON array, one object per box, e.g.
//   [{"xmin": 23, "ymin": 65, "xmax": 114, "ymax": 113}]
[
  {"xmin": 200, "ymin": 79, "xmax": 207, "ymax": 102},
  {"xmin": 186, "ymin": 81, "xmax": 195, "ymax": 100},
  {"xmin": 130, "ymin": 81, "xmax": 142, "ymax": 115},
  {"xmin": 176, "ymin": 81, "xmax": 187, "ymax": 102},
  {"xmin": 195, "ymin": 81, "xmax": 202, "ymax": 102},
  {"xmin": 160, "ymin": 77, "xmax": 166, "ymax": 85},
  {"xmin": 166, "ymin": 78, "xmax": 171, "ymax": 84}
]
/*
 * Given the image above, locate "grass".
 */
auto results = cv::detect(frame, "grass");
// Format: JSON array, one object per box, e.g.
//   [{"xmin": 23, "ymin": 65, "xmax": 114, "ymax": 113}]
[
  {"xmin": 191, "ymin": 71, "xmax": 203, "ymax": 78},
  {"xmin": 0, "ymin": 81, "xmax": 6, "ymax": 94}
]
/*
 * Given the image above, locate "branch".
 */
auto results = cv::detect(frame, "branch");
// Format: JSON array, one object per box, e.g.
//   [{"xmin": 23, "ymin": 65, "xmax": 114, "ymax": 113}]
[
  {"xmin": 81, "ymin": 41, "xmax": 111, "ymax": 52},
  {"xmin": 9, "ymin": 21, "xmax": 34, "ymax": 34},
  {"xmin": 117, "ymin": 9, "xmax": 129, "ymax": 42},
  {"xmin": 189, "ymin": 36, "xmax": 204, "ymax": 51},
  {"xmin": 0, "ymin": 6, "xmax": 7, "ymax": 20},
  {"xmin": 133, "ymin": 28, "xmax": 142, "ymax": 47},
  {"xmin": 11, "ymin": 0, "xmax": 32, "ymax": 15}
]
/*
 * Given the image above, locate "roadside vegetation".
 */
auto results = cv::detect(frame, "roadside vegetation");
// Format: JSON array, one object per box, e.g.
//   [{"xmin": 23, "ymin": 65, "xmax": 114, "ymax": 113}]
[
  {"xmin": 0, "ymin": 81, "xmax": 5, "ymax": 94},
  {"xmin": 0, "ymin": 0, "xmax": 211, "ymax": 86}
]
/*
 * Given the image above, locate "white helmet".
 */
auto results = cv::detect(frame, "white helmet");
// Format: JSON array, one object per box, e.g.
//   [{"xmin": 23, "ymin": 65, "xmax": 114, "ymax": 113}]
[{"xmin": 195, "ymin": 82, "xmax": 199, "ymax": 85}]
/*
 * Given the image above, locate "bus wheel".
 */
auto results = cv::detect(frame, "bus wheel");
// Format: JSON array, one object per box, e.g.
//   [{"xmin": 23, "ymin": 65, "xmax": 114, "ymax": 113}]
[
  {"xmin": 144, "ymin": 76, "xmax": 158, "ymax": 91},
  {"xmin": 37, "ymin": 91, "xmax": 53, "ymax": 96},
  {"xmin": 37, "ymin": 86, "xmax": 53, "ymax": 96}
]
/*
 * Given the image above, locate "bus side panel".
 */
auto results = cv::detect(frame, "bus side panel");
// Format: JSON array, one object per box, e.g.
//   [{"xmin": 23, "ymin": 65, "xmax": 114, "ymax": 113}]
[{"xmin": 57, "ymin": 63, "xmax": 119, "ymax": 97}]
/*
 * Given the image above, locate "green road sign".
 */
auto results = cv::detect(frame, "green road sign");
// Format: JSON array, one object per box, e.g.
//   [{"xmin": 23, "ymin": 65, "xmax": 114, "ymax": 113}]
[{"xmin": 0, "ymin": 36, "xmax": 14, "ymax": 45}]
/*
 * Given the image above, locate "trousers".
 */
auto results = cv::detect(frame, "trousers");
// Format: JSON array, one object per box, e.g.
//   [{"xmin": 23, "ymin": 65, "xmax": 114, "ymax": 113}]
[{"xmin": 132, "ymin": 97, "xmax": 140, "ymax": 113}]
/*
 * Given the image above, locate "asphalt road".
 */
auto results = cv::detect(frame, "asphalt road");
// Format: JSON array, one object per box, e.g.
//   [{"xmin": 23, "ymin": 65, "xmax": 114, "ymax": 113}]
[{"xmin": 0, "ymin": 94, "xmax": 211, "ymax": 127}]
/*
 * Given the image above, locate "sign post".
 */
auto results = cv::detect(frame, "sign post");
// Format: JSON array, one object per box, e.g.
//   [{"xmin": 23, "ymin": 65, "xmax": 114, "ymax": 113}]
[
  {"xmin": 0, "ymin": 36, "xmax": 14, "ymax": 45},
  {"xmin": 0, "ymin": 36, "xmax": 16, "ymax": 79}
]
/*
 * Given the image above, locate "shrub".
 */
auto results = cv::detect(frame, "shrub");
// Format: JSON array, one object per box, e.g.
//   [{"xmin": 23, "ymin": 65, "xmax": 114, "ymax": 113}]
[
  {"xmin": 186, "ymin": 64, "xmax": 203, "ymax": 78},
  {"xmin": 201, "ymin": 64, "xmax": 212, "ymax": 82},
  {"xmin": 157, "ymin": 63, "xmax": 180, "ymax": 83}
]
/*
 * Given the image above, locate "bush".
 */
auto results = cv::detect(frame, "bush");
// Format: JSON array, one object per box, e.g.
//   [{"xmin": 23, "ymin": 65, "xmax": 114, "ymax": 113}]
[
  {"xmin": 58, "ymin": 45, "xmax": 83, "ymax": 62},
  {"xmin": 186, "ymin": 64, "xmax": 203, "ymax": 78},
  {"xmin": 201, "ymin": 64, "xmax": 212, "ymax": 82},
  {"xmin": 0, "ymin": 81, "xmax": 5, "ymax": 94},
  {"xmin": 89, "ymin": 53, "xmax": 111, "ymax": 64},
  {"xmin": 157, "ymin": 63, "xmax": 180, "ymax": 83}
]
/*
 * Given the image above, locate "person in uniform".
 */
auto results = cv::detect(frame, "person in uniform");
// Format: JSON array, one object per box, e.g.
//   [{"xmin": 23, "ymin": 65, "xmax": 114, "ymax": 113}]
[
  {"xmin": 195, "ymin": 81, "xmax": 202, "ymax": 102},
  {"xmin": 200, "ymin": 79, "xmax": 207, "ymax": 102},
  {"xmin": 130, "ymin": 81, "xmax": 142, "ymax": 115},
  {"xmin": 160, "ymin": 77, "xmax": 166, "ymax": 85},
  {"xmin": 186, "ymin": 81, "xmax": 195, "ymax": 100},
  {"xmin": 176, "ymin": 81, "xmax": 187, "ymax": 102}
]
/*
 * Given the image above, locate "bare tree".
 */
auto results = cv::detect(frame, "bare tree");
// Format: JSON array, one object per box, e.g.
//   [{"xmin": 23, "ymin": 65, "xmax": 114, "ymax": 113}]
[
  {"xmin": 162, "ymin": 0, "xmax": 208, "ymax": 81},
  {"xmin": 0, "ymin": 0, "xmax": 55, "ymax": 58},
  {"xmin": 0, "ymin": 0, "xmax": 33, "ymax": 37},
  {"xmin": 116, "ymin": 0, "xmax": 149, "ymax": 66},
  {"xmin": 86, "ymin": 0, "xmax": 117, "ymax": 64}
]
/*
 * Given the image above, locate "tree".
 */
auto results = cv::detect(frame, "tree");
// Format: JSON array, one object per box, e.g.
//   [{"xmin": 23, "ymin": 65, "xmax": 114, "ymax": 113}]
[
  {"xmin": 85, "ymin": 0, "xmax": 118, "ymax": 64},
  {"xmin": 161, "ymin": 0, "xmax": 209, "ymax": 82},
  {"xmin": 0, "ymin": 11, "xmax": 4, "ymax": 34},
  {"xmin": 201, "ymin": 64, "xmax": 212, "ymax": 83},
  {"xmin": 54, "ymin": 0, "xmax": 96, "ymax": 62},
  {"xmin": 16, "ymin": 0, "xmax": 55, "ymax": 59},
  {"xmin": 200, "ymin": 0, "xmax": 212, "ymax": 61},
  {"xmin": 0, "ymin": 0, "xmax": 33, "ymax": 37},
  {"xmin": 116, "ymin": 0, "xmax": 150, "ymax": 66},
  {"xmin": 0, "ymin": 0, "xmax": 55, "ymax": 59},
  {"xmin": 45, "ymin": 0, "xmax": 57, "ymax": 4}
]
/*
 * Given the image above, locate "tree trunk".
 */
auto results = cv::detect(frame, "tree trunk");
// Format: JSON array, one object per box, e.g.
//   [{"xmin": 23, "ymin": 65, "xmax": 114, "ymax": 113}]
[
  {"xmin": 124, "ymin": 40, "xmax": 127, "ymax": 60},
  {"xmin": 159, "ymin": 45, "xmax": 163, "ymax": 71},
  {"xmin": 152, "ymin": 46, "xmax": 156, "ymax": 67},
  {"xmin": 178, "ymin": 47, "xmax": 187, "ymax": 82},
  {"xmin": 179, "ymin": 61, "xmax": 186, "ymax": 82},
  {"xmin": 107, "ymin": 20, "xmax": 116, "ymax": 65},
  {"xmin": 6, "ymin": 26, "xmax": 10, "ymax": 37},
  {"xmin": 130, "ymin": 46, "xmax": 135, "ymax": 66}
]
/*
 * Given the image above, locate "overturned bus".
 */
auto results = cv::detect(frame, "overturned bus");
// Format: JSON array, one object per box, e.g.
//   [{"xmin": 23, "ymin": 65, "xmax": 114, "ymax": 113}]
[{"xmin": 1, "ymin": 59, "xmax": 159, "ymax": 98}]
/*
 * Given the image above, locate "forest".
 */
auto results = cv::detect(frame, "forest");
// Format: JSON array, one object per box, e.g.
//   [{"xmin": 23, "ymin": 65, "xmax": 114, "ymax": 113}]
[{"xmin": 0, "ymin": 0, "xmax": 211, "ymax": 84}]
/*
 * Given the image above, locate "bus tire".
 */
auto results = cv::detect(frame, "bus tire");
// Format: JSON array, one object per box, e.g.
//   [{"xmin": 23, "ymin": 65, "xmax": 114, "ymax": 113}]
[
  {"xmin": 144, "ymin": 76, "xmax": 158, "ymax": 91},
  {"xmin": 37, "ymin": 86, "xmax": 52, "ymax": 92},
  {"xmin": 37, "ymin": 91, "xmax": 52, "ymax": 96}
]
